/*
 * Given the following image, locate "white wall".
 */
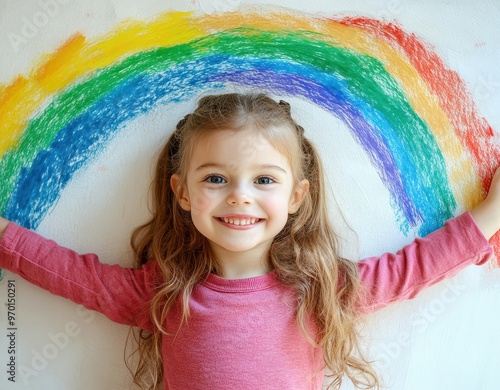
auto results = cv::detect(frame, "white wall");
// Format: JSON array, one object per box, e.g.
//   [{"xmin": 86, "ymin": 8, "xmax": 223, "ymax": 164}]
[{"xmin": 1, "ymin": 1, "xmax": 500, "ymax": 389}]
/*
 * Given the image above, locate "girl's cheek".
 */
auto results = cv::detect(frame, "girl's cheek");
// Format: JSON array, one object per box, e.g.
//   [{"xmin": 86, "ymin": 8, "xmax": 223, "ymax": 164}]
[
  {"xmin": 276, "ymin": 190, "xmax": 297, "ymax": 216},
  {"xmin": 264, "ymin": 194, "xmax": 287, "ymax": 212},
  {"xmin": 190, "ymin": 188, "xmax": 218, "ymax": 215}
]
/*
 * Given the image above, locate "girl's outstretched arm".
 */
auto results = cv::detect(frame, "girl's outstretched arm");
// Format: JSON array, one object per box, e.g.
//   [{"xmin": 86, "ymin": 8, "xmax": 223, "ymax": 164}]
[
  {"xmin": 358, "ymin": 166, "xmax": 500, "ymax": 313},
  {"xmin": 0, "ymin": 216, "xmax": 160, "ymax": 331},
  {"xmin": 470, "ymin": 166, "xmax": 500, "ymax": 240}
]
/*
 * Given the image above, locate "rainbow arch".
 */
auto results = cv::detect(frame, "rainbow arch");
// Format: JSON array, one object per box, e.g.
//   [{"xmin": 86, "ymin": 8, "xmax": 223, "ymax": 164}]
[{"xmin": 0, "ymin": 7, "xmax": 499, "ymax": 241}]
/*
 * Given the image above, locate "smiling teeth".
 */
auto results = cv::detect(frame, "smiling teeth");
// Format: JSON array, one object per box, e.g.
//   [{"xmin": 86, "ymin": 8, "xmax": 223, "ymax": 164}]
[{"xmin": 221, "ymin": 217, "xmax": 259, "ymax": 225}]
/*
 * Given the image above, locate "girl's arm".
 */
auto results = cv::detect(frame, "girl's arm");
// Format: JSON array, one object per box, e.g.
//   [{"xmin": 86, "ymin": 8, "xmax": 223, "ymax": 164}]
[
  {"xmin": 0, "ymin": 220, "xmax": 160, "ymax": 331},
  {"xmin": 358, "ymin": 167, "xmax": 500, "ymax": 313}
]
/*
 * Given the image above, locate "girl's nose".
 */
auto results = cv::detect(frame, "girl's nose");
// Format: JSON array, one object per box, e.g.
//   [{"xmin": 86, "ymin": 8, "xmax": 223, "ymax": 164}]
[{"xmin": 226, "ymin": 183, "xmax": 253, "ymax": 205}]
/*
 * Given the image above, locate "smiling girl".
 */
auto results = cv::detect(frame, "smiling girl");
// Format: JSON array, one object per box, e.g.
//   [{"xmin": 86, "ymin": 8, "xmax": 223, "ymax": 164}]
[{"xmin": 1, "ymin": 93, "xmax": 499, "ymax": 389}]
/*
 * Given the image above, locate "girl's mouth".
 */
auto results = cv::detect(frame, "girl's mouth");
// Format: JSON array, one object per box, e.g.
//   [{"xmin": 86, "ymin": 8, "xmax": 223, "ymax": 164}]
[{"xmin": 217, "ymin": 217, "xmax": 261, "ymax": 226}]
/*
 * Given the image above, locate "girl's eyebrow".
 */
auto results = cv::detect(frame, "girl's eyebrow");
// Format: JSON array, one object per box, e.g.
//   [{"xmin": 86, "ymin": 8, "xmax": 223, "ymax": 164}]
[{"xmin": 195, "ymin": 162, "xmax": 288, "ymax": 174}]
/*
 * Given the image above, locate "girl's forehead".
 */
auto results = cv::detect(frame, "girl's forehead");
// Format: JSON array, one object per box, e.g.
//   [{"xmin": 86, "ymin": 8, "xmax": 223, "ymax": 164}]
[
  {"xmin": 196, "ymin": 124, "xmax": 295, "ymax": 145},
  {"xmin": 199, "ymin": 127, "xmax": 262, "ymax": 143},
  {"xmin": 188, "ymin": 127, "xmax": 293, "ymax": 170}
]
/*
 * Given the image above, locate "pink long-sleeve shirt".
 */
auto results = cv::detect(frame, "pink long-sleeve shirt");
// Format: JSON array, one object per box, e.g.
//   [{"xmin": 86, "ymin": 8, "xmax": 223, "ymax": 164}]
[{"xmin": 0, "ymin": 212, "xmax": 493, "ymax": 389}]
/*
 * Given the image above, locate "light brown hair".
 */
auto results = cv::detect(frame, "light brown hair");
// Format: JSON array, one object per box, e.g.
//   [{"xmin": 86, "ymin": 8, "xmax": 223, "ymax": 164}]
[{"xmin": 127, "ymin": 93, "xmax": 379, "ymax": 389}]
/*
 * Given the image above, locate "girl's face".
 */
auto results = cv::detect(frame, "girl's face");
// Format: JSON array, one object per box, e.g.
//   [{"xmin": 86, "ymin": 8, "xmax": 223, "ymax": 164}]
[{"xmin": 171, "ymin": 127, "xmax": 308, "ymax": 277}]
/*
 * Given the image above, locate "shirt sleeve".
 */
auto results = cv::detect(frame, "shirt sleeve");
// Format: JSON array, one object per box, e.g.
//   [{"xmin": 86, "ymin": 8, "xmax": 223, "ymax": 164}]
[
  {"xmin": 357, "ymin": 211, "xmax": 493, "ymax": 313},
  {"xmin": 0, "ymin": 222, "xmax": 161, "ymax": 332}
]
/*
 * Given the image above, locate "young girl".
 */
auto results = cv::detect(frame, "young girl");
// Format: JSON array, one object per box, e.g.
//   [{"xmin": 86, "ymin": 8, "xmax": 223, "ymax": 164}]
[{"xmin": 0, "ymin": 93, "xmax": 499, "ymax": 389}]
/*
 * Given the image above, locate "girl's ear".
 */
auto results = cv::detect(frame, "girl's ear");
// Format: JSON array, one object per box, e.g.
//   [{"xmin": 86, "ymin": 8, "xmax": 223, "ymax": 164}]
[
  {"xmin": 170, "ymin": 173, "xmax": 191, "ymax": 211},
  {"xmin": 288, "ymin": 179, "xmax": 309, "ymax": 214}
]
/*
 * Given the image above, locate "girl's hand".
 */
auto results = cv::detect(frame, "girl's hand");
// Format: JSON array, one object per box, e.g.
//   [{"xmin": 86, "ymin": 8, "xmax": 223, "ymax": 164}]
[
  {"xmin": 0, "ymin": 217, "xmax": 9, "ymax": 240},
  {"xmin": 470, "ymin": 167, "xmax": 500, "ymax": 240}
]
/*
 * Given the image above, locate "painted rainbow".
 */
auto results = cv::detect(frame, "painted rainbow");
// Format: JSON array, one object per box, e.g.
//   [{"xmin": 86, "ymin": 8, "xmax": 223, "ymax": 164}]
[{"xmin": 0, "ymin": 7, "xmax": 498, "ymax": 249}]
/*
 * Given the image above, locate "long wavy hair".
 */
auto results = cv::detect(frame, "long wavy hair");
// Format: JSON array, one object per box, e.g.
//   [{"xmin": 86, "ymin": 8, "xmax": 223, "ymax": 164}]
[{"xmin": 126, "ymin": 93, "xmax": 379, "ymax": 389}]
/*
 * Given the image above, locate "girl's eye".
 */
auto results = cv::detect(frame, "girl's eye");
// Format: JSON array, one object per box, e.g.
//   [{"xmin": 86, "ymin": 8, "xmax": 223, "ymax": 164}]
[
  {"xmin": 204, "ymin": 175, "xmax": 226, "ymax": 184},
  {"xmin": 255, "ymin": 176, "xmax": 275, "ymax": 185}
]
